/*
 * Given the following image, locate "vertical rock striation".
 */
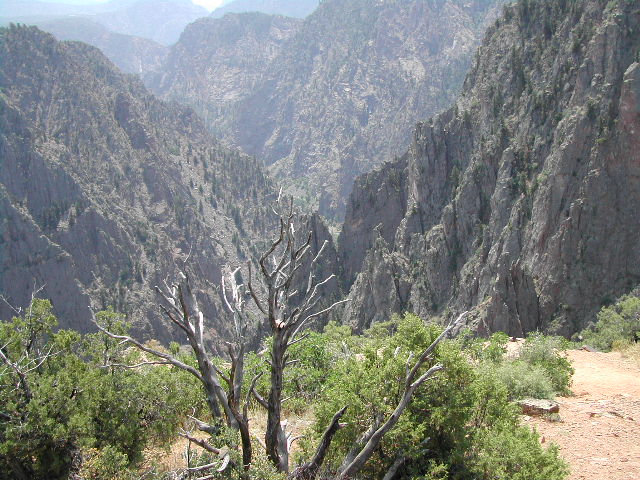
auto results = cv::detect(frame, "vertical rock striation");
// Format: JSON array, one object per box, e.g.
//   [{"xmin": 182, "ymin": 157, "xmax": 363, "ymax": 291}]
[{"xmin": 340, "ymin": 0, "xmax": 640, "ymax": 336}]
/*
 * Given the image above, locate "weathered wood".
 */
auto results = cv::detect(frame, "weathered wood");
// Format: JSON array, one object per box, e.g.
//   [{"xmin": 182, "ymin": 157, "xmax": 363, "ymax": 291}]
[{"xmin": 294, "ymin": 406, "xmax": 348, "ymax": 479}]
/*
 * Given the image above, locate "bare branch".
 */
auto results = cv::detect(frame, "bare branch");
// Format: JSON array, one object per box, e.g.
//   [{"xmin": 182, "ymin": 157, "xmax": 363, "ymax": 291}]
[
  {"xmin": 290, "ymin": 298, "xmax": 348, "ymax": 343},
  {"xmin": 411, "ymin": 365, "xmax": 444, "ymax": 390},
  {"xmin": 0, "ymin": 348, "xmax": 32, "ymax": 402},
  {"xmin": 382, "ymin": 454, "xmax": 406, "ymax": 480},
  {"xmin": 253, "ymin": 434, "xmax": 267, "ymax": 450},
  {"xmin": 287, "ymin": 332, "xmax": 310, "ymax": 348},
  {"xmin": 99, "ymin": 361, "xmax": 173, "ymax": 369},
  {"xmin": 158, "ymin": 304, "xmax": 191, "ymax": 337},
  {"xmin": 186, "ymin": 462, "xmax": 218, "ymax": 473},
  {"xmin": 211, "ymin": 362, "xmax": 232, "ymax": 388},
  {"xmin": 247, "ymin": 262, "xmax": 267, "ymax": 314},
  {"xmin": 294, "ymin": 406, "xmax": 348, "ymax": 479},
  {"xmin": 179, "ymin": 431, "xmax": 221, "ymax": 455},
  {"xmin": 244, "ymin": 372, "xmax": 264, "ymax": 418},
  {"xmin": 92, "ymin": 320, "xmax": 204, "ymax": 383},
  {"xmin": 260, "ymin": 218, "xmax": 286, "ymax": 280},
  {"xmin": 189, "ymin": 416, "xmax": 220, "ymax": 436},
  {"xmin": 154, "ymin": 285, "xmax": 185, "ymax": 319},
  {"xmin": 251, "ymin": 386, "xmax": 268, "ymax": 410}
]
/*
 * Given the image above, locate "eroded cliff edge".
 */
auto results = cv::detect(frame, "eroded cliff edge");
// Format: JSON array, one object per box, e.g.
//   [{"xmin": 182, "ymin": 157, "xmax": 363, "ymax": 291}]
[{"xmin": 340, "ymin": 0, "xmax": 640, "ymax": 336}]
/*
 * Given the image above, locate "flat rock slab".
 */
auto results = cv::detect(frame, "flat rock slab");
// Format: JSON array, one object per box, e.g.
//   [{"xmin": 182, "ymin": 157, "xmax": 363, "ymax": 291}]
[{"xmin": 518, "ymin": 398, "xmax": 560, "ymax": 416}]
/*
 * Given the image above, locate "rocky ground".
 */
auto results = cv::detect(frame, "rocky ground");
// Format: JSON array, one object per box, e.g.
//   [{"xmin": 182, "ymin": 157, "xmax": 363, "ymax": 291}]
[{"xmin": 526, "ymin": 349, "xmax": 640, "ymax": 480}]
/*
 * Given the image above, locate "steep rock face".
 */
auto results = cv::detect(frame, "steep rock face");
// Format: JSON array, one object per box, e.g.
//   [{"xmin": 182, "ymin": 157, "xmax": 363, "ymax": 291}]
[
  {"xmin": 147, "ymin": 13, "xmax": 301, "ymax": 139},
  {"xmin": 0, "ymin": 26, "xmax": 275, "ymax": 345},
  {"xmin": 28, "ymin": 17, "xmax": 168, "ymax": 75},
  {"xmin": 149, "ymin": 0, "xmax": 505, "ymax": 219},
  {"xmin": 211, "ymin": 0, "xmax": 319, "ymax": 19},
  {"xmin": 340, "ymin": 0, "xmax": 640, "ymax": 336}
]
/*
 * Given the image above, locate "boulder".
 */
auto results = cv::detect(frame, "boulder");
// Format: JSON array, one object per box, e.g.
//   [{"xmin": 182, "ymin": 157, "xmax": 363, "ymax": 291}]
[{"xmin": 517, "ymin": 399, "xmax": 560, "ymax": 416}]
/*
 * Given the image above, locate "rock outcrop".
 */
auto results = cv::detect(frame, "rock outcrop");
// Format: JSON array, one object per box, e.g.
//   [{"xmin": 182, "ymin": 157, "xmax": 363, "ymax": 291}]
[
  {"xmin": 518, "ymin": 399, "xmax": 560, "ymax": 416},
  {"xmin": 339, "ymin": 0, "xmax": 640, "ymax": 336}
]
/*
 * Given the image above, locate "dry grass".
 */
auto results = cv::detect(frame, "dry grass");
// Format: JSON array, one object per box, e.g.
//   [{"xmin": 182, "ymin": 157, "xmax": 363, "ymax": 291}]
[
  {"xmin": 138, "ymin": 407, "xmax": 316, "ymax": 474},
  {"xmin": 246, "ymin": 407, "xmax": 315, "ymax": 457},
  {"xmin": 617, "ymin": 342, "xmax": 640, "ymax": 366}
]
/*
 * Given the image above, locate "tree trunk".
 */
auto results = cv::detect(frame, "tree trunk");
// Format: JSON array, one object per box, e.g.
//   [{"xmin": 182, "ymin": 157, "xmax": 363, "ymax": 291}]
[
  {"xmin": 264, "ymin": 320, "xmax": 289, "ymax": 472},
  {"xmin": 266, "ymin": 334, "xmax": 289, "ymax": 472},
  {"xmin": 238, "ymin": 415, "xmax": 252, "ymax": 471}
]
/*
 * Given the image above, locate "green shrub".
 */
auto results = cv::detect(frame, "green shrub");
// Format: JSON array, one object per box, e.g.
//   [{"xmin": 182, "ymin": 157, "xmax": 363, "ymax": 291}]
[
  {"xmin": 519, "ymin": 333, "xmax": 573, "ymax": 395},
  {"xmin": 0, "ymin": 301, "xmax": 204, "ymax": 480},
  {"xmin": 579, "ymin": 293, "xmax": 640, "ymax": 351},
  {"xmin": 78, "ymin": 446, "xmax": 130, "ymax": 480},
  {"xmin": 463, "ymin": 330, "xmax": 573, "ymax": 399},
  {"xmin": 488, "ymin": 360, "xmax": 556, "ymax": 400},
  {"xmin": 303, "ymin": 314, "xmax": 569, "ymax": 480},
  {"xmin": 468, "ymin": 425, "xmax": 568, "ymax": 480}
]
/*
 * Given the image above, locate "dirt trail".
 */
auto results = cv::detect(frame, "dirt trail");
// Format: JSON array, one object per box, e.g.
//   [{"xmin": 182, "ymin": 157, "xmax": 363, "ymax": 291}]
[{"xmin": 525, "ymin": 349, "xmax": 640, "ymax": 480}]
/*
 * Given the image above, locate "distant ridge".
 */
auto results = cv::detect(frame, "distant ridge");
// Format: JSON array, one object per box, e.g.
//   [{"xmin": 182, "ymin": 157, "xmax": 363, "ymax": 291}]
[
  {"xmin": 150, "ymin": 0, "xmax": 505, "ymax": 219},
  {"xmin": 0, "ymin": 0, "xmax": 208, "ymax": 45},
  {"xmin": 211, "ymin": 0, "xmax": 319, "ymax": 19}
]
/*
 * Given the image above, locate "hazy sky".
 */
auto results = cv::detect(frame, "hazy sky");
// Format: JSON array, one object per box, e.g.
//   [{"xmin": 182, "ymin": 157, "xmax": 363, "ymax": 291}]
[{"xmin": 36, "ymin": 0, "xmax": 225, "ymax": 11}]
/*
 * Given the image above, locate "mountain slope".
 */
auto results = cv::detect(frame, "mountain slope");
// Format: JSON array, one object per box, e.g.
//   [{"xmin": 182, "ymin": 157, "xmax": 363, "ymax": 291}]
[
  {"xmin": 96, "ymin": 0, "xmax": 208, "ymax": 45},
  {"xmin": 339, "ymin": 0, "xmax": 640, "ymax": 336},
  {"xmin": 149, "ymin": 0, "xmax": 506, "ymax": 219},
  {"xmin": 28, "ymin": 17, "xmax": 167, "ymax": 74},
  {"xmin": 147, "ymin": 13, "xmax": 301, "ymax": 138},
  {"xmin": 0, "ymin": 25, "xmax": 275, "ymax": 343},
  {"xmin": 1, "ymin": 0, "xmax": 208, "ymax": 45},
  {"xmin": 211, "ymin": 0, "xmax": 319, "ymax": 19}
]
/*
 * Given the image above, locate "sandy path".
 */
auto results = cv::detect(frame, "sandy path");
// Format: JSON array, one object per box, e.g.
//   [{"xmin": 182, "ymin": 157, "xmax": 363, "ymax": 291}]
[{"xmin": 524, "ymin": 349, "xmax": 640, "ymax": 480}]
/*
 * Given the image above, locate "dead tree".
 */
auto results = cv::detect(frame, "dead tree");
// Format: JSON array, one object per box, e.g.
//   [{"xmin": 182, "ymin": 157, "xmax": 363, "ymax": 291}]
[
  {"xmin": 93, "ymin": 268, "xmax": 255, "ymax": 472},
  {"xmin": 94, "ymin": 193, "xmax": 462, "ymax": 479},
  {"xmin": 246, "ymin": 196, "xmax": 347, "ymax": 472},
  {"xmin": 93, "ymin": 195, "xmax": 345, "ymax": 474}
]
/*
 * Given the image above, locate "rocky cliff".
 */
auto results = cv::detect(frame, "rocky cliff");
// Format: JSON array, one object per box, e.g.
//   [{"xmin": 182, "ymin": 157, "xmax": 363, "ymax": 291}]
[
  {"xmin": 340, "ymin": 0, "xmax": 640, "ymax": 336},
  {"xmin": 147, "ymin": 13, "xmax": 301, "ymax": 140},
  {"xmin": 148, "ymin": 0, "xmax": 505, "ymax": 219},
  {"xmin": 0, "ymin": 25, "xmax": 275, "ymax": 345}
]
